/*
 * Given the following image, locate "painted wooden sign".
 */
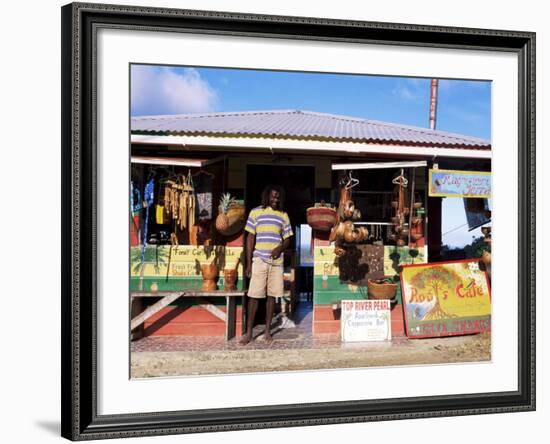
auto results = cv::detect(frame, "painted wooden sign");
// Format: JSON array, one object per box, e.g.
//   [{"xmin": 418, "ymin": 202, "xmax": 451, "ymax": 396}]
[
  {"xmin": 341, "ymin": 299, "xmax": 391, "ymax": 342},
  {"xmin": 383, "ymin": 246, "xmax": 427, "ymax": 276},
  {"xmin": 130, "ymin": 245, "xmax": 244, "ymax": 292},
  {"xmin": 338, "ymin": 245, "xmax": 385, "ymax": 284},
  {"xmin": 400, "ymin": 259, "xmax": 491, "ymax": 338},
  {"xmin": 429, "ymin": 169, "xmax": 491, "ymax": 198},
  {"xmin": 313, "ymin": 246, "xmax": 427, "ymax": 305}
]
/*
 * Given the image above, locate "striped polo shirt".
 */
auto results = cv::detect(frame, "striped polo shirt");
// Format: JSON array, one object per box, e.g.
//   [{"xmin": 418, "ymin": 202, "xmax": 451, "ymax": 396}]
[{"xmin": 244, "ymin": 206, "xmax": 293, "ymax": 265}]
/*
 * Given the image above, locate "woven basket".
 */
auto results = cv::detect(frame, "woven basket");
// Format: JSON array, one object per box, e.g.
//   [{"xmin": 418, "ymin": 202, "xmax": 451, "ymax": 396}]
[
  {"xmin": 307, "ymin": 205, "xmax": 337, "ymax": 231},
  {"xmin": 217, "ymin": 206, "xmax": 246, "ymax": 236},
  {"xmin": 367, "ymin": 279, "xmax": 397, "ymax": 300}
]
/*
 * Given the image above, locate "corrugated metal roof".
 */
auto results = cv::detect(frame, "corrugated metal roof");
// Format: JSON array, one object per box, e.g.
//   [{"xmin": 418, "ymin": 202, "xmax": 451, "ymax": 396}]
[{"xmin": 131, "ymin": 110, "xmax": 491, "ymax": 149}]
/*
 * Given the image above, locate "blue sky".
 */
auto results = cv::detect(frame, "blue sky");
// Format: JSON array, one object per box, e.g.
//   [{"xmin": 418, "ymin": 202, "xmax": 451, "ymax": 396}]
[
  {"xmin": 131, "ymin": 64, "xmax": 491, "ymax": 139},
  {"xmin": 131, "ymin": 64, "xmax": 492, "ymax": 246}
]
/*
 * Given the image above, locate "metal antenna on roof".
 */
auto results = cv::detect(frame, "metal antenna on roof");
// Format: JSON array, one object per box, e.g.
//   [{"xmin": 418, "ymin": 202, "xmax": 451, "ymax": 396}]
[{"xmin": 429, "ymin": 79, "xmax": 439, "ymax": 130}]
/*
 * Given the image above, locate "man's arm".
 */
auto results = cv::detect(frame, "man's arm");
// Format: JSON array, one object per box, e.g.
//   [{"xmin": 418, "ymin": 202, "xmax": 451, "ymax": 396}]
[
  {"xmin": 271, "ymin": 237, "xmax": 290, "ymax": 260},
  {"xmin": 245, "ymin": 232, "xmax": 255, "ymax": 278},
  {"xmin": 272, "ymin": 213, "xmax": 293, "ymax": 260}
]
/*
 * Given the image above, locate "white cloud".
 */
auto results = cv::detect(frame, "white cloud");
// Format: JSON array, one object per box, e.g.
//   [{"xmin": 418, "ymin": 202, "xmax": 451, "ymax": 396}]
[
  {"xmin": 393, "ymin": 84, "xmax": 417, "ymax": 100},
  {"xmin": 131, "ymin": 66, "xmax": 218, "ymax": 115},
  {"xmin": 392, "ymin": 78, "xmax": 428, "ymax": 101}
]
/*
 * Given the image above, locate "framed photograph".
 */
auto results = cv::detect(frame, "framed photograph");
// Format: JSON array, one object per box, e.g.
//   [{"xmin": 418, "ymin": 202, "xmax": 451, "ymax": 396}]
[{"xmin": 61, "ymin": 2, "xmax": 535, "ymax": 440}]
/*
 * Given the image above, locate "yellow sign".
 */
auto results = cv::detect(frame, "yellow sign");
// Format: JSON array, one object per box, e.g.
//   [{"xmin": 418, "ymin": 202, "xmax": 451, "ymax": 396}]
[
  {"xmin": 130, "ymin": 245, "xmax": 244, "ymax": 278},
  {"xmin": 429, "ymin": 169, "xmax": 491, "ymax": 198},
  {"xmin": 400, "ymin": 259, "xmax": 491, "ymax": 338},
  {"xmin": 314, "ymin": 246, "xmax": 427, "ymax": 277},
  {"xmin": 383, "ymin": 246, "xmax": 427, "ymax": 276},
  {"xmin": 313, "ymin": 247, "xmax": 338, "ymax": 276}
]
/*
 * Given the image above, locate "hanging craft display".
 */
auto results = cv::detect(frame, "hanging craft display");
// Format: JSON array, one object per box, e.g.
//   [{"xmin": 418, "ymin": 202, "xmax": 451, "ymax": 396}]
[
  {"xmin": 155, "ymin": 204, "xmax": 165, "ymax": 225},
  {"xmin": 306, "ymin": 201, "xmax": 337, "ymax": 232},
  {"xmin": 140, "ymin": 177, "xmax": 155, "ymax": 265},
  {"xmin": 389, "ymin": 169, "xmax": 425, "ymax": 247},
  {"xmin": 194, "ymin": 171, "xmax": 214, "ymax": 221},
  {"xmin": 130, "ymin": 181, "xmax": 141, "ymax": 246},
  {"xmin": 162, "ymin": 171, "xmax": 197, "ymax": 242},
  {"xmin": 329, "ymin": 172, "xmax": 367, "ymax": 245},
  {"xmin": 130, "ymin": 181, "xmax": 142, "ymax": 215}
]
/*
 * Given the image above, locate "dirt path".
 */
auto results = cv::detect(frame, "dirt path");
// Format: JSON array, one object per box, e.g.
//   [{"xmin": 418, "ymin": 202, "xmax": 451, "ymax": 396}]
[{"xmin": 131, "ymin": 333, "xmax": 491, "ymax": 378}]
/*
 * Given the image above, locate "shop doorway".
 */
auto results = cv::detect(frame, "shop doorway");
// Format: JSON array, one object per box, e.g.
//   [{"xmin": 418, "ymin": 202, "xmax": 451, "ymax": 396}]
[
  {"xmin": 245, "ymin": 164, "xmax": 314, "ymax": 227},
  {"xmin": 246, "ymin": 164, "xmax": 316, "ymax": 330}
]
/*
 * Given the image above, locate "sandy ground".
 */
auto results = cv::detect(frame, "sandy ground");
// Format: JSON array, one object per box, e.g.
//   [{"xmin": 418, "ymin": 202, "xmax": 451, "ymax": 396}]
[{"xmin": 131, "ymin": 333, "xmax": 491, "ymax": 378}]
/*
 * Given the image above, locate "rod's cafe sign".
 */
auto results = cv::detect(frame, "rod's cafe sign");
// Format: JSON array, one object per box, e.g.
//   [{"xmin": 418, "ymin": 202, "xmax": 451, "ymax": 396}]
[{"xmin": 400, "ymin": 259, "xmax": 491, "ymax": 338}]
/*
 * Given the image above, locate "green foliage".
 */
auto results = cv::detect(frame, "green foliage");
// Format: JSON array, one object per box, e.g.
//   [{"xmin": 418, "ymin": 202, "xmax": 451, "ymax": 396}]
[
  {"xmin": 441, "ymin": 235, "xmax": 491, "ymax": 260},
  {"xmin": 410, "ymin": 265, "xmax": 458, "ymax": 289},
  {"xmin": 130, "ymin": 245, "xmax": 168, "ymax": 274},
  {"xmin": 218, "ymin": 193, "xmax": 235, "ymax": 213},
  {"xmin": 464, "ymin": 236, "xmax": 491, "ymax": 258}
]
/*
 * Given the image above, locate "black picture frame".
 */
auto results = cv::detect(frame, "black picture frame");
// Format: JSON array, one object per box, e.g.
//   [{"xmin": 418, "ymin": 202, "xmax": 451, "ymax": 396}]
[{"xmin": 61, "ymin": 2, "xmax": 536, "ymax": 440}]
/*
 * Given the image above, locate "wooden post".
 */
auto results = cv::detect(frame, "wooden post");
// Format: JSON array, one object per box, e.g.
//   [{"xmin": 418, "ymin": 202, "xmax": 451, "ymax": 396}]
[
  {"xmin": 226, "ymin": 296, "xmax": 237, "ymax": 340},
  {"xmin": 241, "ymin": 294, "xmax": 247, "ymax": 338},
  {"xmin": 130, "ymin": 296, "xmax": 144, "ymax": 341},
  {"xmin": 130, "ymin": 293, "xmax": 182, "ymax": 331},
  {"xmin": 194, "ymin": 297, "xmax": 227, "ymax": 321},
  {"xmin": 427, "ymin": 196, "xmax": 442, "ymax": 261},
  {"xmin": 130, "ymin": 291, "xmax": 245, "ymax": 340}
]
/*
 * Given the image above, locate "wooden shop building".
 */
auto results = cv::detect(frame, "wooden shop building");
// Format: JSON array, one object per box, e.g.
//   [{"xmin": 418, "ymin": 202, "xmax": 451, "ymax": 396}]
[{"xmin": 129, "ymin": 110, "xmax": 491, "ymax": 339}]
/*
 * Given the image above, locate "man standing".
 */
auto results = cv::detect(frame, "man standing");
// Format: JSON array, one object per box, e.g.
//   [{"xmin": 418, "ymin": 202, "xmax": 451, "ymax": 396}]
[{"xmin": 240, "ymin": 185, "xmax": 293, "ymax": 345}]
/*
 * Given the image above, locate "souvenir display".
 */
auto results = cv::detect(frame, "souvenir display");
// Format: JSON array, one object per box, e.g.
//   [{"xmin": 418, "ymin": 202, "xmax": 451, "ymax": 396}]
[
  {"xmin": 194, "ymin": 170, "xmax": 214, "ymax": 221},
  {"xmin": 306, "ymin": 201, "xmax": 337, "ymax": 232},
  {"xmin": 367, "ymin": 278, "xmax": 398, "ymax": 300},
  {"xmin": 140, "ymin": 177, "xmax": 155, "ymax": 265},
  {"xmin": 330, "ymin": 172, "xmax": 368, "ymax": 244},
  {"xmin": 162, "ymin": 171, "xmax": 197, "ymax": 241},
  {"xmin": 389, "ymin": 169, "xmax": 424, "ymax": 247},
  {"xmin": 215, "ymin": 193, "xmax": 246, "ymax": 236}
]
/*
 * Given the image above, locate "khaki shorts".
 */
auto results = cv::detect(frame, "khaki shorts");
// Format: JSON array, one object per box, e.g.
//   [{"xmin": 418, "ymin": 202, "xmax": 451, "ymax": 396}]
[{"xmin": 247, "ymin": 257, "xmax": 284, "ymax": 298}]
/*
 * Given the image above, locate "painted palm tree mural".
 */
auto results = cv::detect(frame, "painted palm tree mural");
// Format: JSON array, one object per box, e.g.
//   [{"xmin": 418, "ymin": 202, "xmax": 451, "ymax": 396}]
[
  {"xmin": 388, "ymin": 246, "xmax": 423, "ymax": 275},
  {"xmin": 131, "ymin": 245, "xmax": 169, "ymax": 291}
]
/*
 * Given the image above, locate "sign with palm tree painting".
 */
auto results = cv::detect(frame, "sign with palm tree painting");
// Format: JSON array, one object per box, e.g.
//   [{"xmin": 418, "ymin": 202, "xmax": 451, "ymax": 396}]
[
  {"xmin": 400, "ymin": 259, "xmax": 491, "ymax": 338},
  {"xmin": 130, "ymin": 245, "xmax": 244, "ymax": 292}
]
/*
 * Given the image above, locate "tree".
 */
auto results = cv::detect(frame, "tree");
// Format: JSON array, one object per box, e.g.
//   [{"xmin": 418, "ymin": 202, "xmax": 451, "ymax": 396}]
[
  {"xmin": 464, "ymin": 236, "xmax": 490, "ymax": 258},
  {"xmin": 131, "ymin": 245, "xmax": 168, "ymax": 291},
  {"xmin": 410, "ymin": 266, "xmax": 460, "ymax": 320}
]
